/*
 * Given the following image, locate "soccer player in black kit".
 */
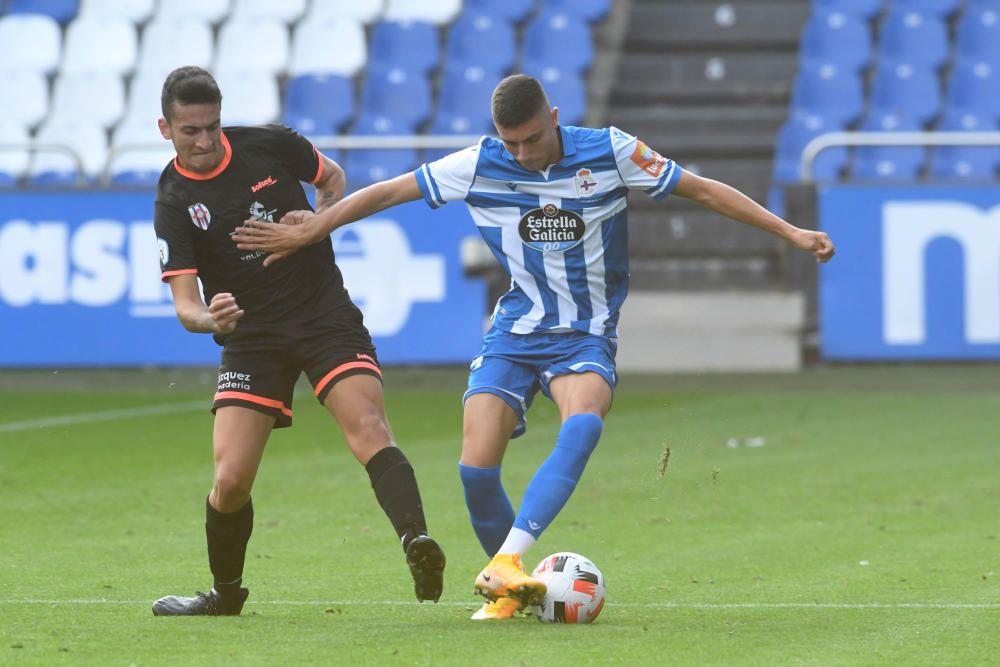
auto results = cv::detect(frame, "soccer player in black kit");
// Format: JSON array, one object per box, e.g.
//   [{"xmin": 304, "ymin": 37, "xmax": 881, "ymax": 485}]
[{"xmin": 150, "ymin": 66, "xmax": 445, "ymax": 616}]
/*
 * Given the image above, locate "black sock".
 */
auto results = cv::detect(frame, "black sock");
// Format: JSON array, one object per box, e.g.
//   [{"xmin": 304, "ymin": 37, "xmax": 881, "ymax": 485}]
[
  {"xmin": 205, "ymin": 496, "xmax": 253, "ymax": 594},
  {"xmin": 365, "ymin": 447, "xmax": 428, "ymax": 551}
]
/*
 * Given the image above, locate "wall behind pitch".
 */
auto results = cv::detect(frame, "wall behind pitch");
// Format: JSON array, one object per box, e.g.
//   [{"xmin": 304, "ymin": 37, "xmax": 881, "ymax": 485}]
[
  {"xmin": 0, "ymin": 191, "xmax": 486, "ymax": 366},
  {"xmin": 819, "ymin": 186, "xmax": 1000, "ymax": 360}
]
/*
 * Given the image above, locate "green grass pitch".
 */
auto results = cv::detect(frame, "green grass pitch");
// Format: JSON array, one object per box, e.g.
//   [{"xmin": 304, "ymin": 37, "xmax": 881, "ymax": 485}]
[{"xmin": 0, "ymin": 366, "xmax": 997, "ymax": 666}]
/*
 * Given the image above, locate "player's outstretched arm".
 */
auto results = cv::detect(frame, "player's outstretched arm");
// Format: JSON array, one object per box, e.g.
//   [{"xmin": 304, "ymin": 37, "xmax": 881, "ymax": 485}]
[
  {"xmin": 166, "ymin": 274, "xmax": 244, "ymax": 334},
  {"xmin": 232, "ymin": 172, "xmax": 423, "ymax": 267},
  {"xmin": 313, "ymin": 153, "xmax": 346, "ymax": 213},
  {"xmin": 671, "ymin": 171, "xmax": 835, "ymax": 263}
]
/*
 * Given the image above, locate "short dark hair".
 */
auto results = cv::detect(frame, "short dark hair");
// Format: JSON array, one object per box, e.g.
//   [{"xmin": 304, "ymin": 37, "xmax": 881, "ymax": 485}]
[
  {"xmin": 161, "ymin": 66, "xmax": 222, "ymax": 119},
  {"xmin": 491, "ymin": 74, "xmax": 549, "ymax": 128}
]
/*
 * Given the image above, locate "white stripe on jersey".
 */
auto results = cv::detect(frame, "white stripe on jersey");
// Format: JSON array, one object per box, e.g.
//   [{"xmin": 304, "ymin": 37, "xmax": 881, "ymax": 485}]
[
  {"xmin": 583, "ymin": 200, "xmax": 626, "ymax": 334},
  {"xmin": 503, "ymin": 223, "xmax": 546, "ymax": 334}
]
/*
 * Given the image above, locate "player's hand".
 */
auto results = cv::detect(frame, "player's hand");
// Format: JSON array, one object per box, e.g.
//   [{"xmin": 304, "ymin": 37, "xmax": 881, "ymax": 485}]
[
  {"xmin": 231, "ymin": 218, "xmax": 314, "ymax": 267},
  {"xmin": 208, "ymin": 292, "xmax": 244, "ymax": 334},
  {"xmin": 280, "ymin": 210, "xmax": 315, "ymax": 226},
  {"xmin": 789, "ymin": 229, "xmax": 836, "ymax": 263}
]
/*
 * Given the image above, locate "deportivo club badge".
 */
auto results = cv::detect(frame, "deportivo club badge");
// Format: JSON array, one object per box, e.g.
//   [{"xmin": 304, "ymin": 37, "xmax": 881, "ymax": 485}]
[
  {"xmin": 187, "ymin": 203, "xmax": 211, "ymax": 230},
  {"xmin": 574, "ymin": 168, "xmax": 598, "ymax": 197},
  {"xmin": 518, "ymin": 203, "xmax": 586, "ymax": 252}
]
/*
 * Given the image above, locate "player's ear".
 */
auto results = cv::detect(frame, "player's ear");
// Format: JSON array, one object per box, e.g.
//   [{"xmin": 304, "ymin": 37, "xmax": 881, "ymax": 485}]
[
  {"xmin": 158, "ymin": 117, "xmax": 171, "ymax": 140},
  {"xmin": 550, "ymin": 106, "xmax": 559, "ymax": 127}
]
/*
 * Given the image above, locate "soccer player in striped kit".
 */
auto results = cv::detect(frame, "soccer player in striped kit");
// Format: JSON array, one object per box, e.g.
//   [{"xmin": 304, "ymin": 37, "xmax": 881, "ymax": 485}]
[{"xmin": 233, "ymin": 74, "xmax": 835, "ymax": 620}]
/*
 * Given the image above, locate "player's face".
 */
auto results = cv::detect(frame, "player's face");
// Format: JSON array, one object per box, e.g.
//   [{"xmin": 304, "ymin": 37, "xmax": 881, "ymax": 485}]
[
  {"xmin": 495, "ymin": 107, "xmax": 561, "ymax": 172},
  {"xmin": 158, "ymin": 102, "xmax": 224, "ymax": 174}
]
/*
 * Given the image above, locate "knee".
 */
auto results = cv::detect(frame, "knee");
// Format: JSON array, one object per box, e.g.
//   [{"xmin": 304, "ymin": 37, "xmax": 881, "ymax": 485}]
[
  {"xmin": 344, "ymin": 409, "xmax": 393, "ymax": 450},
  {"xmin": 213, "ymin": 468, "xmax": 253, "ymax": 512}
]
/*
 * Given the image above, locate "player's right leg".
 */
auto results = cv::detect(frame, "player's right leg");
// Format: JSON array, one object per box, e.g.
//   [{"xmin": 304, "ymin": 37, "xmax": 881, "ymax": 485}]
[{"xmin": 153, "ymin": 401, "xmax": 279, "ymax": 616}]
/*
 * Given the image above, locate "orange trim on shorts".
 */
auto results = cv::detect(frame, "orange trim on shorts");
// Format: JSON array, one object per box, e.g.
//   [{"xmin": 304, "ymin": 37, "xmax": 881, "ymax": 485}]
[
  {"xmin": 314, "ymin": 361, "xmax": 382, "ymax": 397},
  {"xmin": 214, "ymin": 390, "xmax": 293, "ymax": 417},
  {"xmin": 310, "ymin": 146, "xmax": 324, "ymax": 184},
  {"xmin": 161, "ymin": 268, "xmax": 198, "ymax": 282},
  {"xmin": 173, "ymin": 132, "xmax": 233, "ymax": 181}
]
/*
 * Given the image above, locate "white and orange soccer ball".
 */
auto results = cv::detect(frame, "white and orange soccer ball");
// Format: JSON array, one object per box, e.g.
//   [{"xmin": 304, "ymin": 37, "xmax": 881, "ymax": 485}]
[{"xmin": 529, "ymin": 552, "xmax": 606, "ymax": 624}]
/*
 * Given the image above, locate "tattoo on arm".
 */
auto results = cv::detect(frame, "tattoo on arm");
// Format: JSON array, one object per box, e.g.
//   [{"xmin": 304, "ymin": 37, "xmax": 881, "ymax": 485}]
[{"xmin": 315, "ymin": 189, "xmax": 340, "ymax": 213}]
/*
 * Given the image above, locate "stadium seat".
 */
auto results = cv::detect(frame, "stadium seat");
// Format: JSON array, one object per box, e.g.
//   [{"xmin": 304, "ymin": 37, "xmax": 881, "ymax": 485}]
[
  {"xmin": 7, "ymin": 0, "xmax": 79, "ymax": 23},
  {"xmin": 423, "ymin": 65, "xmax": 500, "ymax": 161},
  {"xmin": 49, "ymin": 71, "xmax": 126, "ymax": 129},
  {"xmin": 368, "ymin": 21, "xmax": 440, "ymax": 75},
  {"xmin": 928, "ymin": 109, "xmax": 1000, "ymax": 180},
  {"xmin": 947, "ymin": 59, "xmax": 1000, "ymax": 122},
  {"xmin": 868, "ymin": 61, "xmax": 941, "ymax": 125},
  {"xmin": 0, "ymin": 70, "xmax": 50, "ymax": 129},
  {"xmin": 108, "ymin": 118, "xmax": 174, "ymax": 186},
  {"xmin": 463, "ymin": 0, "xmax": 534, "ymax": 24},
  {"xmin": 521, "ymin": 62, "xmax": 587, "ymax": 126},
  {"xmin": 955, "ymin": 4, "xmax": 1000, "ymax": 65},
  {"xmin": 61, "ymin": 16, "xmax": 137, "ymax": 75},
  {"xmin": 359, "ymin": 66, "xmax": 432, "ymax": 131},
  {"xmin": 215, "ymin": 18, "xmax": 289, "ymax": 76},
  {"xmin": 851, "ymin": 112, "xmax": 926, "ymax": 181},
  {"xmin": 878, "ymin": 9, "xmax": 949, "ymax": 70},
  {"xmin": 282, "ymin": 74, "xmax": 356, "ymax": 136},
  {"xmin": 138, "ymin": 17, "xmax": 214, "ymax": 74},
  {"xmin": 0, "ymin": 120, "xmax": 31, "ymax": 185},
  {"xmin": 302, "ymin": 0, "xmax": 384, "ymax": 25},
  {"xmin": 773, "ymin": 112, "xmax": 848, "ymax": 182},
  {"xmin": 799, "ymin": 10, "xmax": 871, "ymax": 72},
  {"xmin": 28, "ymin": 117, "xmax": 109, "ymax": 184},
  {"xmin": 214, "ymin": 71, "xmax": 281, "ymax": 125},
  {"xmin": 810, "ymin": 0, "xmax": 884, "ymax": 20},
  {"xmin": 78, "ymin": 0, "xmax": 154, "ymax": 23},
  {"xmin": 230, "ymin": 0, "xmax": 307, "ymax": 23},
  {"xmin": 897, "ymin": 0, "xmax": 960, "ymax": 17},
  {"xmin": 343, "ymin": 115, "xmax": 419, "ymax": 191},
  {"xmin": 383, "ymin": 0, "xmax": 462, "ymax": 25},
  {"xmin": 0, "ymin": 14, "xmax": 62, "ymax": 75},
  {"xmin": 154, "ymin": 0, "xmax": 231, "ymax": 24},
  {"xmin": 288, "ymin": 17, "xmax": 367, "ymax": 77},
  {"xmin": 446, "ymin": 11, "xmax": 516, "ymax": 74},
  {"xmin": 522, "ymin": 12, "xmax": 594, "ymax": 74},
  {"xmin": 542, "ymin": 0, "xmax": 612, "ymax": 24},
  {"xmin": 124, "ymin": 71, "xmax": 173, "ymax": 127},
  {"xmin": 790, "ymin": 63, "xmax": 865, "ymax": 126}
]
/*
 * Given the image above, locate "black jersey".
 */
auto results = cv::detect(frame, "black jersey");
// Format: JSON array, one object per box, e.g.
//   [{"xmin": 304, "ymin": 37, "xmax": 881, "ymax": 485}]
[{"xmin": 154, "ymin": 125, "xmax": 350, "ymax": 329}]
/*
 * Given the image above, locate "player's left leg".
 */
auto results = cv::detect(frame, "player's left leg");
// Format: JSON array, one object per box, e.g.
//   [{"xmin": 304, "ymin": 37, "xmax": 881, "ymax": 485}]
[{"xmin": 322, "ymin": 373, "xmax": 445, "ymax": 603}]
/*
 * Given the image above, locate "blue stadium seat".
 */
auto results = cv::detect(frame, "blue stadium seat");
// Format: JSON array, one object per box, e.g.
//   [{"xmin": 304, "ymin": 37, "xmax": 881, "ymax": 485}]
[
  {"xmin": 8, "ymin": 0, "xmax": 78, "ymax": 23},
  {"xmin": 542, "ymin": 0, "xmax": 611, "ymax": 24},
  {"xmin": 522, "ymin": 11, "xmax": 593, "ymax": 74},
  {"xmin": 343, "ymin": 115, "xmax": 419, "ymax": 191},
  {"xmin": 359, "ymin": 66, "xmax": 432, "ymax": 132},
  {"xmin": 283, "ymin": 74, "xmax": 356, "ymax": 136},
  {"xmin": 799, "ymin": 10, "xmax": 872, "ymax": 72},
  {"xmin": 810, "ymin": 0, "xmax": 884, "ymax": 20},
  {"xmin": 368, "ymin": 20, "xmax": 439, "ymax": 75},
  {"xmin": 955, "ymin": 4, "xmax": 1000, "ymax": 65},
  {"xmin": 899, "ymin": 0, "xmax": 960, "ymax": 17},
  {"xmin": 929, "ymin": 109, "xmax": 1000, "ymax": 180},
  {"xmin": 878, "ymin": 9, "xmax": 949, "ymax": 70},
  {"xmin": 851, "ymin": 112, "xmax": 926, "ymax": 181},
  {"xmin": 790, "ymin": 63, "xmax": 864, "ymax": 126},
  {"xmin": 947, "ymin": 59, "xmax": 1000, "ymax": 122},
  {"xmin": 773, "ymin": 113, "xmax": 848, "ymax": 182},
  {"xmin": 111, "ymin": 170, "xmax": 161, "ymax": 187},
  {"xmin": 868, "ymin": 61, "xmax": 941, "ymax": 125},
  {"xmin": 424, "ymin": 66, "xmax": 500, "ymax": 162},
  {"xmin": 462, "ymin": 0, "xmax": 534, "ymax": 24},
  {"xmin": 521, "ymin": 62, "xmax": 587, "ymax": 126},
  {"xmin": 446, "ymin": 11, "xmax": 516, "ymax": 74}
]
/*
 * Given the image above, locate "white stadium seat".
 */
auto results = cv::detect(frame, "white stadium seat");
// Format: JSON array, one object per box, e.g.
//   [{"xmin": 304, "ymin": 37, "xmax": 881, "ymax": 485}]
[
  {"xmin": 123, "ymin": 71, "xmax": 173, "ymax": 127},
  {"xmin": 214, "ymin": 18, "xmax": 290, "ymax": 76},
  {"xmin": 383, "ymin": 0, "xmax": 462, "ymax": 25},
  {"xmin": 231, "ymin": 0, "xmax": 308, "ymax": 23},
  {"xmin": 50, "ymin": 71, "xmax": 126, "ymax": 129},
  {"xmin": 109, "ymin": 118, "xmax": 175, "ymax": 182},
  {"xmin": 0, "ymin": 14, "xmax": 62, "ymax": 75},
  {"xmin": 0, "ymin": 71, "xmax": 50, "ymax": 129},
  {"xmin": 0, "ymin": 120, "xmax": 31, "ymax": 182},
  {"xmin": 30, "ymin": 118, "xmax": 109, "ymax": 180},
  {"xmin": 138, "ymin": 18, "xmax": 215, "ymax": 75},
  {"xmin": 303, "ymin": 0, "xmax": 384, "ymax": 25},
  {"xmin": 155, "ymin": 0, "xmax": 232, "ymax": 24},
  {"xmin": 214, "ymin": 71, "xmax": 281, "ymax": 125},
  {"xmin": 78, "ymin": 0, "xmax": 156, "ymax": 24},
  {"xmin": 288, "ymin": 18, "xmax": 367, "ymax": 77},
  {"xmin": 62, "ymin": 16, "xmax": 138, "ymax": 75}
]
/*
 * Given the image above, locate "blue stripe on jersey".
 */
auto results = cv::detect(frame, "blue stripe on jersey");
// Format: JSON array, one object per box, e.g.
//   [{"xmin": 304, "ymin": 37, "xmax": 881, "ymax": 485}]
[
  {"xmin": 649, "ymin": 163, "xmax": 683, "ymax": 201},
  {"xmin": 522, "ymin": 246, "xmax": 561, "ymax": 329},
  {"xmin": 562, "ymin": 186, "xmax": 629, "ymax": 212},
  {"xmin": 413, "ymin": 166, "xmax": 444, "ymax": 208},
  {"xmin": 465, "ymin": 191, "xmax": 541, "ymax": 209},
  {"xmin": 600, "ymin": 209, "xmax": 630, "ymax": 336},
  {"xmin": 563, "ymin": 241, "xmax": 593, "ymax": 322}
]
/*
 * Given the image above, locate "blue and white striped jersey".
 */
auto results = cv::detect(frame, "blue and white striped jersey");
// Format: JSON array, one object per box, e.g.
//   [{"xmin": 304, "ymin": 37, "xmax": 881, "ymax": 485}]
[{"xmin": 413, "ymin": 125, "xmax": 683, "ymax": 337}]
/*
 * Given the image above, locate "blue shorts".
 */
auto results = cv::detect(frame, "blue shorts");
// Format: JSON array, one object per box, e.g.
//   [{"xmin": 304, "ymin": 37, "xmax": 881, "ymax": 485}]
[{"xmin": 463, "ymin": 327, "xmax": 618, "ymax": 439}]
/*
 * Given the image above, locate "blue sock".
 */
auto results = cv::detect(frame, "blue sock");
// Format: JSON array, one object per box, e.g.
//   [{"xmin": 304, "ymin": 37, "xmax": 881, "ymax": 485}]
[
  {"xmin": 513, "ymin": 413, "xmax": 603, "ymax": 540},
  {"xmin": 459, "ymin": 463, "xmax": 515, "ymax": 557}
]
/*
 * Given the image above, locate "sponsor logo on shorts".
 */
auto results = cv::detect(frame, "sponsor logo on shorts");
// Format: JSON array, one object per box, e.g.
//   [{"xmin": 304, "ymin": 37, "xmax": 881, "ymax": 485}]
[
  {"xmin": 630, "ymin": 141, "xmax": 667, "ymax": 178},
  {"xmin": 218, "ymin": 371, "xmax": 252, "ymax": 392},
  {"xmin": 517, "ymin": 204, "xmax": 585, "ymax": 252},
  {"xmin": 187, "ymin": 203, "xmax": 211, "ymax": 230}
]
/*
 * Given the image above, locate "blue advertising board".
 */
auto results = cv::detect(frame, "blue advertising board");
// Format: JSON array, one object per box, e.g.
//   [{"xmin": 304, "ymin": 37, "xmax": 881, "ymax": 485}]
[
  {"xmin": 819, "ymin": 186, "xmax": 1000, "ymax": 360},
  {"xmin": 0, "ymin": 191, "xmax": 486, "ymax": 366}
]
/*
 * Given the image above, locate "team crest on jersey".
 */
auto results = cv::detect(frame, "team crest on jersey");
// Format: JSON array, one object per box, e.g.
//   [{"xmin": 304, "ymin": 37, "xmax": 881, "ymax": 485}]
[
  {"xmin": 187, "ymin": 203, "xmax": 211, "ymax": 230},
  {"xmin": 630, "ymin": 140, "xmax": 667, "ymax": 177},
  {"xmin": 518, "ymin": 204, "xmax": 585, "ymax": 252},
  {"xmin": 574, "ymin": 168, "xmax": 598, "ymax": 197}
]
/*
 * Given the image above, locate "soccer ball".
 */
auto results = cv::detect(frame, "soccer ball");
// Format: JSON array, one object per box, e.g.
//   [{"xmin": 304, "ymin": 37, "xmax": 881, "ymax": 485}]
[{"xmin": 529, "ymin": 552, "xmax": 606, "ymax": 624}]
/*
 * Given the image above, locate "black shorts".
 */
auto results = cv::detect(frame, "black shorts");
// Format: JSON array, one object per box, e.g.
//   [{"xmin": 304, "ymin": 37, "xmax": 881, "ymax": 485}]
[{"xmin": 212, "ymin": 302, "xmax": 380, "ymax": 428}]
